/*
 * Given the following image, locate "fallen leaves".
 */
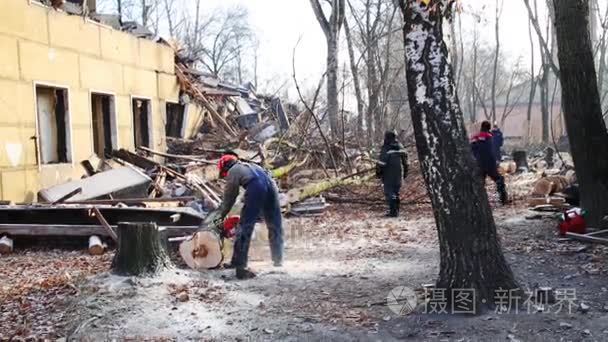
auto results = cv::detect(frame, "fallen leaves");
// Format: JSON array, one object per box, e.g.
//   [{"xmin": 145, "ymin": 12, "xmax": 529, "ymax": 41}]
[{"xmin": 0, "ymin": 250, "xmax": 112, "ymax": 339}]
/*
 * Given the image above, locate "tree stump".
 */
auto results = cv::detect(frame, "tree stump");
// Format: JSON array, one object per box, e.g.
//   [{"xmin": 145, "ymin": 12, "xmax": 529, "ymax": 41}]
[
  {"xmin": 512, "ymin": 150, "xmax": 529, "ymax": 172},
  {"xmin": 111, "ymin": 222, "xmax": 172, "ymax": 276},
  {"xmin": 544, "ymin": 147, "xmax": 555, "ymax": 168}
]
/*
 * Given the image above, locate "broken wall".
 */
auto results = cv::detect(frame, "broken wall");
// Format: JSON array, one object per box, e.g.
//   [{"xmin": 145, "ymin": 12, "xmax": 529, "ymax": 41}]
[
  {"xmin": 0, "ymin": 0, "xmax": 181, "ymax": 202},
  {"xmin": 183, "ymin": 102, "xmax": 207, "ymax": 140}
]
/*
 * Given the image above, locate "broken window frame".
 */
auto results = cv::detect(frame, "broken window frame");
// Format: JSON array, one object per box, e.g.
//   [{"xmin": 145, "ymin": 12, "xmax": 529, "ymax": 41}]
[
  {"xmin": 33, "ymin": 81, "xmax": 74, "ymax": 167},
  {"xmin": 164, "ymin": 101, "xmax": 187, "ymax": 139},
  {"xmin": 130, "ymin": 96, "xmax": 154, "ymax": 149},
  {"xmin": 89, "ymin": 90, "xmax": 119, "ymax": 158}
]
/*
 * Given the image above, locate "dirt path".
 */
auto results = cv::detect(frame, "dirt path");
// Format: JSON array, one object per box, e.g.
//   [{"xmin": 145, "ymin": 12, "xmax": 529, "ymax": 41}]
[{"xmin": 2, "ymin": 203, "xmax": 608, "ymax": 341}]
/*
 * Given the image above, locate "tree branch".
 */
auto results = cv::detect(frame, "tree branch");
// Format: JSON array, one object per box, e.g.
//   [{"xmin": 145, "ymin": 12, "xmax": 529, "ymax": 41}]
[{"xmin": 292, "ymin": 39, "xmax": 339, "ymax": 175}]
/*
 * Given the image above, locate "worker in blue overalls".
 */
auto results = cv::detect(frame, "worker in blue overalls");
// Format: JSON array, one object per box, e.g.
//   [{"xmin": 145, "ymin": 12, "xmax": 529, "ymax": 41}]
[{"xmin": 216, "ymin": 154, "xmax": 284, "ymax": 279}]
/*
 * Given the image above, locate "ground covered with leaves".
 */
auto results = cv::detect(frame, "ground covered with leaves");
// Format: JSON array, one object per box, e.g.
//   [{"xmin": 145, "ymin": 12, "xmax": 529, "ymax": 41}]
[{"xmin": 1, "ymin": 189, "xmax": 608, "ymax": 340}]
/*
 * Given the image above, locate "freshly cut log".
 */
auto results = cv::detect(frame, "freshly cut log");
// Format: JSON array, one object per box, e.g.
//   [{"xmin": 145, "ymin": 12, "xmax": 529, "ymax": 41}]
[
  {"xmin": 179, "ymin": 227, "xmax": 223, "ymax": 270},
  {"xmin": 111, "ymin": 222, "xmax": 173, "ymax": 276},
  {"xmin": 0, "ymin": 236, "xmax": 13, "ymax": 254},
  {"xmin": 88, "ymin": 235, "xmax": 104, "ymax": 255},
  {"xmin": 527, "ymin": 196, "xmax": 567, "ymax": 207}
]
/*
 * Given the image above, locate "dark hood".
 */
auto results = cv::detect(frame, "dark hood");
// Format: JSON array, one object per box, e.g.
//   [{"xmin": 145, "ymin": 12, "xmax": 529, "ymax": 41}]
[{"xmin": 383, "ymin": 131, "xmax": 397, "ymax": 146}]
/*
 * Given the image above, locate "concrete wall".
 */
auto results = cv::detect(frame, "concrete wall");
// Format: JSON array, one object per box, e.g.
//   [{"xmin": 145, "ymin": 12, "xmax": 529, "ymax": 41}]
[{"xmin": 0, "ymin": 0, "xmax": 182, "ymax": 202}]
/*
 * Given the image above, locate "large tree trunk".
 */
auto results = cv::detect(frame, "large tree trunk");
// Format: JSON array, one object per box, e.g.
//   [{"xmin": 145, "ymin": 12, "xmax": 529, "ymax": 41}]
[
  {"xmin": 553, "ymin": 0, "xmax": 608, "ymax": 226},
  {"xmin": 111, "ymin": 222, "xmax": 172, "ymax": 276},
  {"xmin": 400, "ymin": 0, "xmax": 518, "ymax": 310}
]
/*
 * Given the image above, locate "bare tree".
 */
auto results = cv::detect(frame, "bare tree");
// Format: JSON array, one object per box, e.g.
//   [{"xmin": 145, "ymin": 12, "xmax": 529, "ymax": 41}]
[
  {"xmin": 310, "ymin": 0, "xmax": 346, "ymax": 138},
  {"xmin": 490, "ymin": 0, "xmax": 503, "ymax": 123},
  {"xmin": 346, "ymin": 0, "xmax": 403, "ymax": 145},
  {"xmin": 553, "ymin": 0, "xmax": 608, "ymax": 226},
  {"xmin": 179, "ymin": 5, "xmax": 254, "ymax": 83},
  {"xmin": 525, "ymin": 15, "xmax": 538, "ymax": 144},
  {"xmin": 162, "ymin": 0, "xmax": 180, "ymax": 37},
  {"xmin": 344, "ymin": 18, "xmax": 366, "ymax": 138},
  {"xmin": 523, "ymin": 0, "xmax": 557, "ymax": 144}
]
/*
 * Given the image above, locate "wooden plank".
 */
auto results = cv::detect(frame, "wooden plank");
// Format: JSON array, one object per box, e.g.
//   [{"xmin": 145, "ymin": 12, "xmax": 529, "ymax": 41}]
[
  {"xmin": 565, "ymin": 232, "xmax": 608, "ymax": 245},
  {"xmin": 0, "ymin": 224, "xmax": 199, "ymax": 237},
  {"xmin": 51, "ymin": 187, "xmax": 82, "ymax": 204},
  {"xmin": 58, "ymin": 196, "xmax": 196, "ymax": 205},
  {"xmin": 175, "ymin": 66, "xmax": 238, "ymax": 137},
  {"xmin": 586, "ymin": 229, "xmax": 608, "ymax": 237},
  {"xmin": 91, "ymin": 207, "xmax": 118, "ymax": 242},
  {"xmin": 138, "ymin": 146, "xmax": 216, "ymax": 165},
  {"xmin": 112, "ymin": 149, "xmax": 159, "ymax": 170}
]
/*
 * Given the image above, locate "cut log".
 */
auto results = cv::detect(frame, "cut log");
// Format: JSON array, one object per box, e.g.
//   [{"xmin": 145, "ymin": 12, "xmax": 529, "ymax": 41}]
[
  {"xmin": 512, "ymin": 150, "xmax": 529, "ymax": 172},
  {"xmin": 0, "ymin": 236, "xmax": 13, "ymax": 254},
  {"xmin": 111, "ymin": 222, "xmax": 173, "ymax": 276},
  {"xmin": 527, "ymin": 196, "xmax": 567, "ymax": 207},
  {"xmin": 88, "ymin": 235, "xmax": 104, "ymax": 255},
  {"xmin": 179, "ymin": 226, "xmax": 223, "ymax": 270}
]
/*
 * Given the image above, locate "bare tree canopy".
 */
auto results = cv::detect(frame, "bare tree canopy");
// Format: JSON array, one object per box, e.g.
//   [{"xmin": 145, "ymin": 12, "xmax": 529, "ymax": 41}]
[{"xmin": 310, "ymin": 0, "xmax": 345, "ymax": 137}]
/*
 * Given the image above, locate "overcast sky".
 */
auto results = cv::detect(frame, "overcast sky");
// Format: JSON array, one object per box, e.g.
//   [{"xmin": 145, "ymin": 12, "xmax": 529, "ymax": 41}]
[
  {"xmin": 98, "ymin": 0, "xmax": 605, "ymax": 103},
  {"xmin": 179, "ymin": 0, "xmax": 544, "ymax": 90}
]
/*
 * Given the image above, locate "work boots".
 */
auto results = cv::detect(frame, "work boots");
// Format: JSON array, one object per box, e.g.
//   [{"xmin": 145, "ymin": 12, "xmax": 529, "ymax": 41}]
[
  {"xmin": 386, "ymin": 198, "xmax": 399, "ymax": 218},
  {"xmin": 236, "ymin": 268, "xmax": 257, "ymax": 280},
  {"xmin": 395, "ymin": 198, "xmax": 401, "ymax": 217}
]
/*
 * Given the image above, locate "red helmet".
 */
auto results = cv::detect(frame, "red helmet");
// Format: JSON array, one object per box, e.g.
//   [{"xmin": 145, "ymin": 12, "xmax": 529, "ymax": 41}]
[{"xmin": 218, "ymin": 154, "xmax": 238, "ymax": 178}]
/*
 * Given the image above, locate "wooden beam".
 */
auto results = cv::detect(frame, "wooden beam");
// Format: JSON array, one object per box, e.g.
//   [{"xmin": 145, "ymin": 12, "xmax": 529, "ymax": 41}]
[
  {"xmin": 137, "ymin": 146, "xmax": 216, "ymax": 165},
  {"xmin": 54, "ymin": 196, "xmax": 196, "ymax": 206},
  {"xmin": 112, "ymin": 149, "xmax": 159, "ymax": 170},
  {"xmin": 565, "ymin": 232, "xmax": 608, "ymax": 245},
  {"xmin": 91, "ymin": 207, "xmax": 118, "ymax": 242},
  {"xmin": 586, "ymin": 229, "xmax": 608, "ymax": 237},
  {"xmin": 0, "ymin": 224, "xmax": 199, "ymax": 237},
  {"xmin": 51, "ymin": 187, "xmax": 83, "ymax": 205},
  {"xmin": 175, "ymin": 65, "xmax": 239, "ymax": 137}
]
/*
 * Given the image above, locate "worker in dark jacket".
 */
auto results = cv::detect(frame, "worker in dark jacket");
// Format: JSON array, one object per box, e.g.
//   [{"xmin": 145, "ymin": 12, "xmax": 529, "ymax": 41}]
[
  {"xmin": 216, "ymin": 154, "xmax": 283, "ymax": 279},
  {"xmin": 376, "ymin": 131, "xmax": 408, "ymax": 217},
  {"xmin": 491, "ymin": 122, "xmax": 504, "ymax": 163},
  {"xmin": 471, "ymin": 121, "xmax": 508, "ymax": 205}
]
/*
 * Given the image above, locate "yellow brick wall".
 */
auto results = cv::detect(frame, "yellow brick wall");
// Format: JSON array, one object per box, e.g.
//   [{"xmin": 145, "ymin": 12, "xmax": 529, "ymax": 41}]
[
  {"xmin": 48, "ymin": 12, "xmax": 101, "ymax": 57},
  {"xmin": 0, "ymin": 0, "xmax": 181, "ymax": 202}
]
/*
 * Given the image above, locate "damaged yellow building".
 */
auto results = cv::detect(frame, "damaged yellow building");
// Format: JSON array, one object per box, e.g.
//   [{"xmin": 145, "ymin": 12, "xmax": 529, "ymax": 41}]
[{"xmin": 0, "ymin": 0, "xmax": 202, "ymax": 202}]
